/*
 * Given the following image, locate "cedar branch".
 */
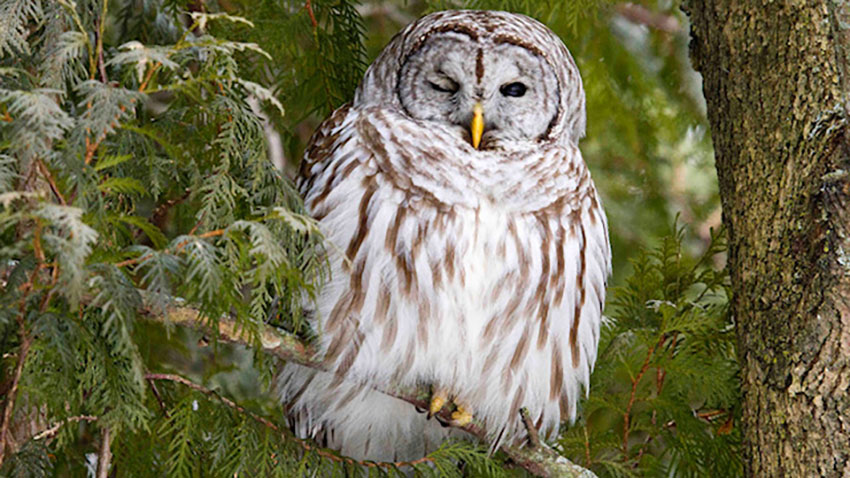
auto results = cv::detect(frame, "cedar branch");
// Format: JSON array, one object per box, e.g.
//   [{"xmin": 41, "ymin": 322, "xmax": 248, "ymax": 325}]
[
  {"xmin": 144, "ymin": 373, "xmax": 436, "ymax": 470},
  {"xmin": 32, "ymin": 416, "xmax": 99, "ymax": 441},
  {"xmin": 622, "ymin": 333, "xmax": 665, "ymax": 455},
  {"xmin": 138, "ymin": 300, "xmax": 597, "ymax": 478},
  {"xmin": 115, "ymin": 229, "xmax": 225, "ymax": 268}
]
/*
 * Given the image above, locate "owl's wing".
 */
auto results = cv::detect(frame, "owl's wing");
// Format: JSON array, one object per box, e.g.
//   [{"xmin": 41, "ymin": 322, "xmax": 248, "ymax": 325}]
[
  {"xmin": 547, "ymin": 175, "xmax": 611, "ymax": 422},
  {"xmin": 286, "ymin": 104, "xmax": 464, "ymax": 461},
  {"xmin": 300, "ymin": 103, "xmax": 356, "ymax": 202},
  {"xmin": 296, "ymin": 104, "xmax": 399, "ymax": 379}
]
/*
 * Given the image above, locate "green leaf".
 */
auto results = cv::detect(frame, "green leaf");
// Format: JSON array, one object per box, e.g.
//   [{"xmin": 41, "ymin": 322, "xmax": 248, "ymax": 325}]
[
  {"xmin": 93, "ymin": 154, "xmax": 132, "ymax": 171},
  {"xmin": 112, "ymin": 214, "xmax": 167, "ymax": 249},
  {"xmin": 98, "ymin": 177, "xmax": 147, "ymax": 195}
]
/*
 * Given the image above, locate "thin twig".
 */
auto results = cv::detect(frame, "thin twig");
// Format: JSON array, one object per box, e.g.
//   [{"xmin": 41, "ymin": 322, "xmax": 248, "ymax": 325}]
[
  {"xmin": 697, "ymin": 409, "xmax": 727, "ymax": 421},
  {"xmin": 115, "ymin": 229, "xmax": 224, "ymax": 268},
  {"xmin": 138, "ymin": 62, "xmax": 161, "ymax": 92},
  {"xmin": 520, "ymin": 408, "xmax": 542, "ymax": 449},
  {"xmin": 96, "ymin": 426, "xmax": 112, "ymax": 478},
  {"xmin": 36, "ymin": 159, "xmax": 68, "ymax": 206},
  {"xmin": 622, "ymin": 334, "xmax": 666, "ymax": 454},
  {"xmin": 94, "ymin": 0, "xmax": 109, "ymax": 82},
  {"xmin": 0, "ymin": 264, "xmax": 38, "ymax": 466},
  {"xmin": 32, "ymin": 415, "xmax": 98, "ymax": 441},
  {"xmin": 35, "ymin": 159, "xmax": 66, "ymax": 205},
  {"xmin": 0, "ymin": 338, "xmax": 30, "ymax": 465},
  {"xmin": 148, "ymin": 188, "xmax": 192, "ymax": 236},
  {"xmin": 32, "ymin": 222, "xmax": 45, "ymax": 265},
  {"xmin": 98, "ymin": 45, "xmax": 108, "ymax": 83},
  {"xmin": 633, "ymin": 332, "xmax": 681, "ymax": 463},
  {"xmin": 187, "ymin": 211, "xmax": 206, "ymax": 236},
  {"xmin": 146, "ymin": 378, "xmax": 170, "ymax": 418},
  {"xmin": 304, "ymin": 0, "xmax": 318, "ymax": 29}
]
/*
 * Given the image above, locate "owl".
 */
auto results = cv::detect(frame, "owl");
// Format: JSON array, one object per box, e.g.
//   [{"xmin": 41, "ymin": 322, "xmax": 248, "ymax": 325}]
[{"xmin": 279, "ymin": 10, "xmax": 611, "ymax": 462}]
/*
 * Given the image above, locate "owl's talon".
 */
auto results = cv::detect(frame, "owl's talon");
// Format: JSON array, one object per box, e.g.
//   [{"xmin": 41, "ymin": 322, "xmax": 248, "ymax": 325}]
[
  {"xmin": 450, "ymin": 405, "xmax": 473, "ymax": 427},
  {"xmin": 428, "ymin": 393, "xmax": 447, "ymax": 419}
]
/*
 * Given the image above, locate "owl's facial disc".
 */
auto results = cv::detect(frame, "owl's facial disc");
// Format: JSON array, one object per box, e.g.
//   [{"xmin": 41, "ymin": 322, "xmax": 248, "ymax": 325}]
[{"xmin": 398, "ymin": 33, "xmax": 560, "ymax": 149}]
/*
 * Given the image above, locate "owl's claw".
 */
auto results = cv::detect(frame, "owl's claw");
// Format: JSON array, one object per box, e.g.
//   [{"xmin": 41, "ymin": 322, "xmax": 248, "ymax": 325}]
[
  {"xmin": 428, "ymin": 393, "xmax": 447, "ymax": 419},
  {"xmin": 428, "ymin": 389, "xmax": 473, "ymax": 427},
  {"xmin": 450, "ymin": 405, "xmax": 473, "ymax": 427}
]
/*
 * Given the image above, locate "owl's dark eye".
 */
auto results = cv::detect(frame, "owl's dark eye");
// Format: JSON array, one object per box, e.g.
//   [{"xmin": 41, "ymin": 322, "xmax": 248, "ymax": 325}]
[
  {"xmin": 428, "ymin": 79, "xmax": 458, "ymax": 94},
  {"xmin": 500, "ymin": 82, "xmax": 527, "ymax": 97}
]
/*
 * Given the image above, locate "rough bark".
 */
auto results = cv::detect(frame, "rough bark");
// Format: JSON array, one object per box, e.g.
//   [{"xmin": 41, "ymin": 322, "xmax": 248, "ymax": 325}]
[{"xmin": 686, "ymin": 1, "xmax": 850, "ymax": 476}]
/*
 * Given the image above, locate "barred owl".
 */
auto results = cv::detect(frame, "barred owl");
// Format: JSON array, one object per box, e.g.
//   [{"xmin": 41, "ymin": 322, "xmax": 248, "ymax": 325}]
[{"xmin": 280, "ymin": 10, "xmax": 611, "ymax": 462}]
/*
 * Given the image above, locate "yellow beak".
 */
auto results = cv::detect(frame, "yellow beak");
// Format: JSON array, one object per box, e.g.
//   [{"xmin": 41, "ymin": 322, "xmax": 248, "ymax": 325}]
[{"xmin": 470, "ymin": 102, "xmax": 484, "ymax": 149}]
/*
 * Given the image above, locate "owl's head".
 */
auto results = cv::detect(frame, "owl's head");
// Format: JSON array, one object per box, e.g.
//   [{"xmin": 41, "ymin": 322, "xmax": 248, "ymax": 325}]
[{"xmin": 355, "ymin": 10, "xmax": 585, "ymax": 150}]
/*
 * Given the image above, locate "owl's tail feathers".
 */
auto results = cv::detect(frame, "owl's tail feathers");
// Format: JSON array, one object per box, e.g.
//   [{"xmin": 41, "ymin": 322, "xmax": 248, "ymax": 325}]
[{"xmin": 277, "ymin": 363, "xmax": 456, "ymax": 463}]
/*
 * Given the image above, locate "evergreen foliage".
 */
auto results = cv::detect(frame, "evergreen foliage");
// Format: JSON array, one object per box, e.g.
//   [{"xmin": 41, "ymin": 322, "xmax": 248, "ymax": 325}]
[
  {"xmin": 0, "ymin": 0, "xmax": 738, "ymax": 477},
  {"xmin": 559, "ymin": 224, "xmax": 740, "ymax": 477}
]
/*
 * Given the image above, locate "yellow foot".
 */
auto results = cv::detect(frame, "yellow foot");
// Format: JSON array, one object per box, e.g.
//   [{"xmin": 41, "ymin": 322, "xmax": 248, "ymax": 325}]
[
  {"xmin": 450, "ymin": 405, "xmax": 473, "ymax": 427},
  {"xmin": 428, "ymin": 388, "xmax": 474, "ymax": 427},
  {"xmin": 428, "ymin": 392, "xmax": 447, "ymax": 418}
]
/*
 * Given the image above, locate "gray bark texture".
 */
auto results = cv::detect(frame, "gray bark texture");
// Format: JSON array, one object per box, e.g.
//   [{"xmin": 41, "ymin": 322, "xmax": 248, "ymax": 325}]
[{"xmin": 686, "ymin": 1, "xmax": 850, "ymax": 476}]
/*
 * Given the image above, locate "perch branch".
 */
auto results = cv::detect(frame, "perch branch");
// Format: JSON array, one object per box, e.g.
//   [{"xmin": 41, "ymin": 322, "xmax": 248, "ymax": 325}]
[
  {"xmin": 138, "ymin": 300, "xmax": 597, "ymax": 478},
  {"xmin": 145, "ymin": 373, "xmax": 436, "ymax": 470}
]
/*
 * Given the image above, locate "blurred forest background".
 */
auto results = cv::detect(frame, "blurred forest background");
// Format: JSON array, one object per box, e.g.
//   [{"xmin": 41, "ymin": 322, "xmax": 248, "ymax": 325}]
[{"xmin": 0, "ymin": 0, "xmax": 740, "ymax": 477}]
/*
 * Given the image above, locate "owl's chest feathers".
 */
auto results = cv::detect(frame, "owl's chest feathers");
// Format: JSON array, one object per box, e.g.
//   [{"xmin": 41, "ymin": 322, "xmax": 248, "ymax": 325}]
[
  {"xmin": 435, "ymin": 203, "xmax": 539, "ymax": 344},
  {"xmin": 319, "ymin": 151, "xmax": 589, "ymax": 335},
  {"xmin": 374, "ymin": 190, "xmax": 555, "ymax": 339}
]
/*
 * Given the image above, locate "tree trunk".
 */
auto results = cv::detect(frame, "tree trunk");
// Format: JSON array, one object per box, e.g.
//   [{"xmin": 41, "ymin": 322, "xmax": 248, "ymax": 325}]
[{"xmin": 686, "ymin": 1, "xmax": 850, "ymax": 476}]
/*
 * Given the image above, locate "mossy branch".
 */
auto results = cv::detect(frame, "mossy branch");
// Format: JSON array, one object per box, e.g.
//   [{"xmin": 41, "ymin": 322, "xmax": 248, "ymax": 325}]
[{"xmin": 138, "ymin": 299, "xmax": 597, "ymax": 478}]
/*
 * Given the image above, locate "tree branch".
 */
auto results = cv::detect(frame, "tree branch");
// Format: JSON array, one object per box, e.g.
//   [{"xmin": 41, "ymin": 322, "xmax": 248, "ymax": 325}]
[
  {"xmin": 145, "ymin": 372, "xmax": 437, "ymax": 471},
  {"xmin": 138, "ymin": 300, "xmax": 597, "ymax": 478},
  {"xmin": 32, "ymin": 416, "xmax": 99, "ymax": 441},
  {"xmin": 95, "ymin": 426, "xmax": 112, "ymax": 478},
  {"xmin": 0, "ymin": 292, "xmax": 34, "ymax": 466}
]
